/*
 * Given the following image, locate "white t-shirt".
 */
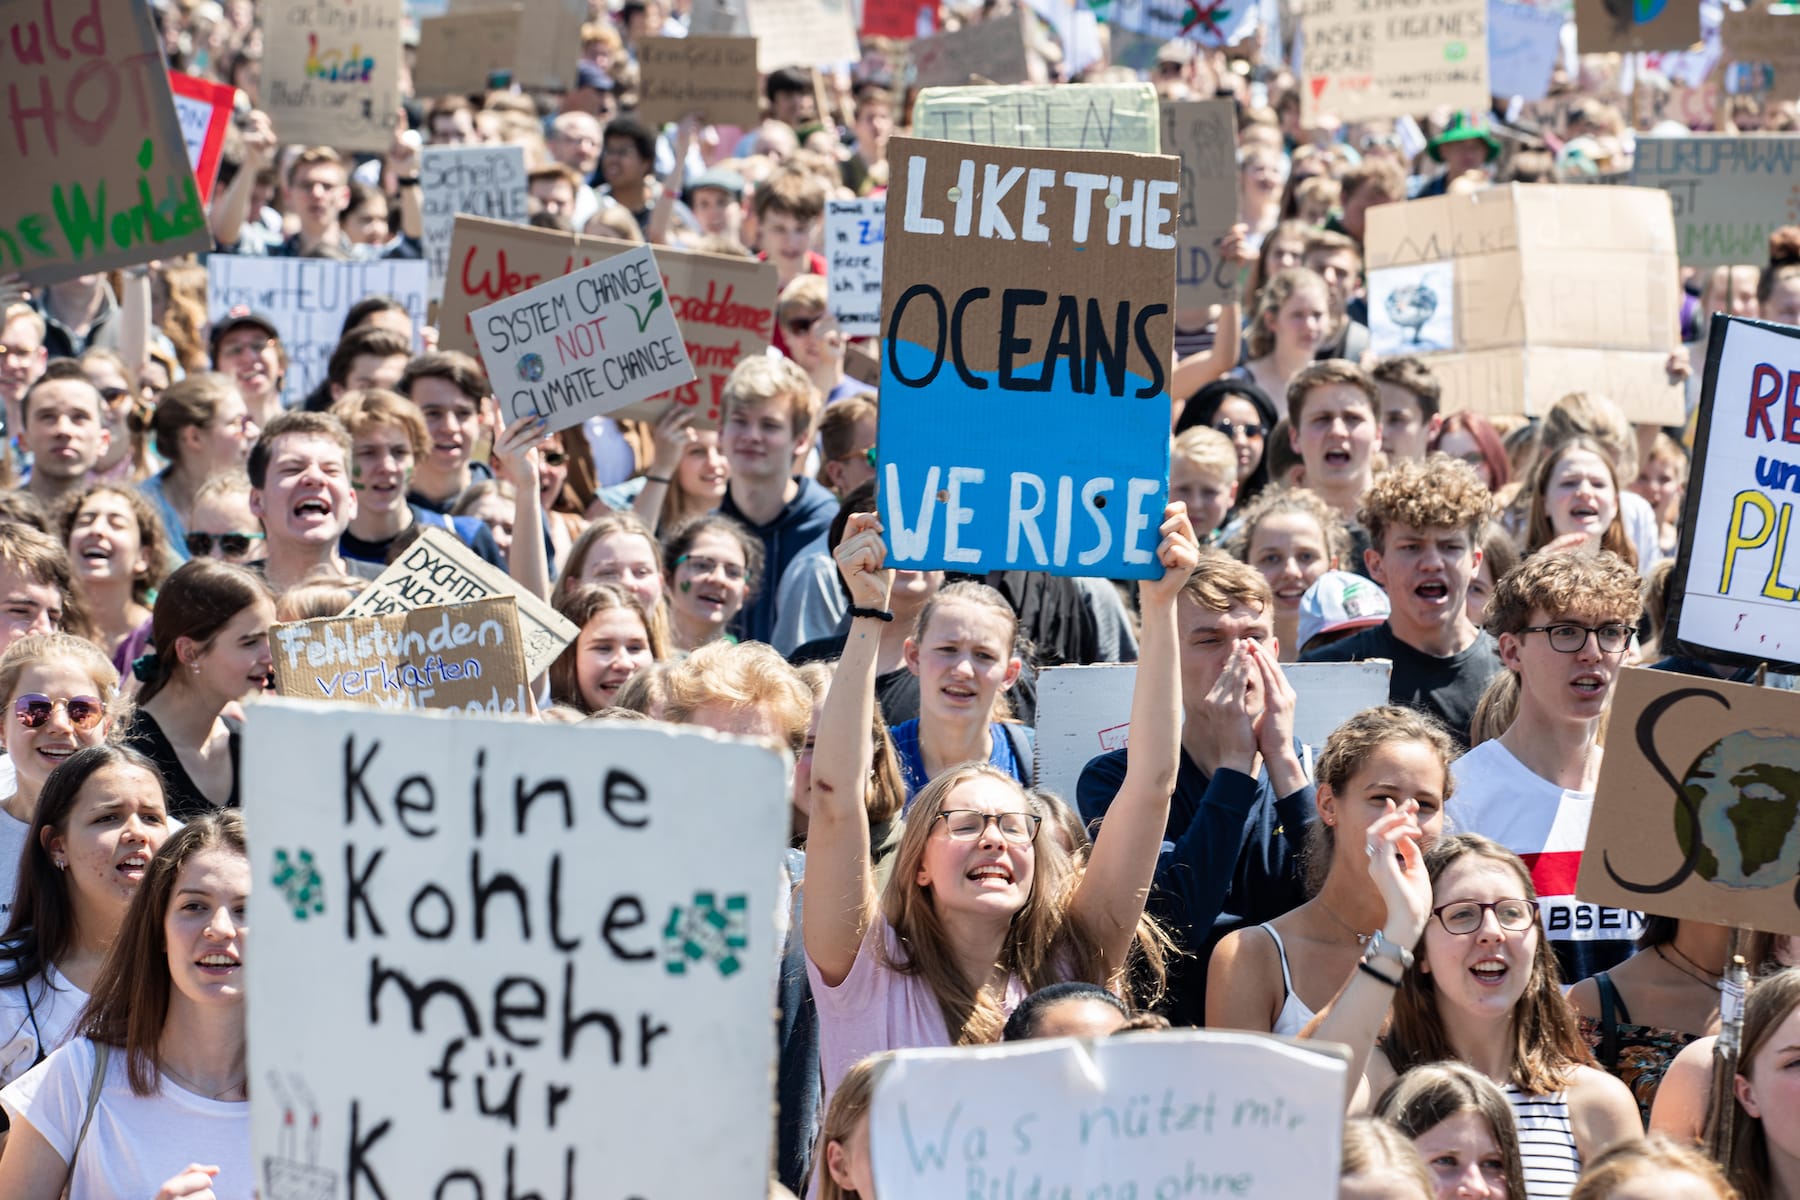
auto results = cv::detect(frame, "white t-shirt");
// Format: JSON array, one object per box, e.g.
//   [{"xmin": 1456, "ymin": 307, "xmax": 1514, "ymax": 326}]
[
  {"xmin": 1448, "ymin": 739, "xmax": 1642, "ymax": 981},
  {"xmin": 1619, "ymin": 490, "xmax": 1662, "ymax": 575},
  {"xmin": 0, "ymin": 964, "xmax": 87, "ymax": 1088},
  {"xmin": 0, "ymin": 804, "xmax": 29, "ymax": 927},
  {"xmin": 0, "ymin": 1037, "xmax": 251, "ymax": 1200}
]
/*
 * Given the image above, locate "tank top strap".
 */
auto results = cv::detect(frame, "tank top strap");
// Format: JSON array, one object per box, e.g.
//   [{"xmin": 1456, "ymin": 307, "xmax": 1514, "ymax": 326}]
[{"xmin": 1261, "ymin": 923, "xmax": 1297, "ymax": 996}]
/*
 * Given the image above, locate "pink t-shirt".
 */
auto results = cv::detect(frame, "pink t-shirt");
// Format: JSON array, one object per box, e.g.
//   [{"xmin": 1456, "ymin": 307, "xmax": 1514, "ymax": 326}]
[{"xmin": 807, "ymin": 920, "xmax": 1029, "ymax": 1104}]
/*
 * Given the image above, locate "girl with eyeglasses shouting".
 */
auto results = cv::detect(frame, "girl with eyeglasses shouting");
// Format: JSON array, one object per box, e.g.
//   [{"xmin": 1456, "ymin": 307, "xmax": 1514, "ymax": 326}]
[
  {"xmin": 1303, "ymin": 833, "xmax": 1641, "ymax": 1199},
  {"xmin": 802, "ymin": 504, "xmax": 1193, "ymax": 1117},
  {"xmin": 0, "ymin": 636, "xmax": 123, "ymax": 930}
]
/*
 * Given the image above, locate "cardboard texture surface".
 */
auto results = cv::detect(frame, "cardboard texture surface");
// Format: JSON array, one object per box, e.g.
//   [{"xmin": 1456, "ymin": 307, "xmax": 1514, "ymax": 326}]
[
  {"xmin": 1033, "ymin": 661, "xmax": 1392, "ymax": 801},
  {"xmin": 1363, "ymin": 184, "xmax": 1683, "ymax": 422},
  {"xmin": 875, "ymin": 136, "xmax": 1176, "ymax": 578},
  {"xmin": 469, "ymin": 244, "xmax": 696, "ymax": 435},
  {"xmin": 1631, "ymin": 136, "xmax": 1800, "ymax": 267},
  {"xmin": 440, "ymin": 216, "xmax": 776, "ymax": 428},
  {"xmin": 827, "ymin": 198, "xmax": 885, "ymax": 337},
  {"xmin": 1300, "ymin": 0, "xmax": 1490, "ymax": 123},
  {"xmin": 261, "ymin": 0, "xmax": 403, "ymax": 151},
  {"xmin": 420, "ymin": 144, "xmax": 528, "ymax": 303},
  {"xmin": 443, "ymin": 0, "xmax": 585, "ymax": 90},
  {"xmin": 168, "ymin": 71, "xmax": 235, "ymax": 205},
  {"xmin": 911, "ymin": 84, "xmax": 1162, "ymax": 152},
  {"xmin": 413, "ymin": 8, "xmax": 523, "ymax": 95},
  {"xmin": 871, "ymin": 1034, "xmax": 1346, "ymax": 1198},
  {"xmin": 912, "ymin": 10, "xmax": 1036, "ymax": 88},
  {"xmin": 270, "ymin": 597, "xmax": 529, "ymax": 711},
  {"xmin": 1573, "ymin": 0, "xmax": 1698, "ymax": 52},
  {"xmin": 689, "ymin": 0, "xmax": 751, "ymax": 33},
  {"xmin": 1666, "ymin": 315, "xmax": 1800, "ymax": 674},
  {"xmin": 244, "ymin": 702, "xmax": 789, "ymax": 1198},
  {"xmin": 206, "ymin": 257, "xmax": 428, "ymax": 406},
  {"xmin": 2, "ymin": 0, "xmax": 211, "ymax": 283},
  {"xmin": 1579, "ymin": 668, "xmax": 1800, "ymax": 936},
  {"xmin": 638, "ymin": 37, "xmax": 761, "ymax": 127},
  {"xmin": 746, "ymin": 0, "xmax": 859, "ymax": 69},
  {"xmin": 1161, "ymin": 99, "xmax": 1241, "ymax": 310},
  {"xmin": 1720, "ymin": 8, "xmax": 1800, "ymax": 96},
  {"xmin": 342, "ymin": 527, "xmax": 579, "ymax": 679}
]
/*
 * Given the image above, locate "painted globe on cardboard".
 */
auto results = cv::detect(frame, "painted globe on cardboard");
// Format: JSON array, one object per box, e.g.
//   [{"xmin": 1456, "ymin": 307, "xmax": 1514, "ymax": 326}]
[{"xmin": 1672, "ymin": 729, "xmax": 1800, "ymax": 889}]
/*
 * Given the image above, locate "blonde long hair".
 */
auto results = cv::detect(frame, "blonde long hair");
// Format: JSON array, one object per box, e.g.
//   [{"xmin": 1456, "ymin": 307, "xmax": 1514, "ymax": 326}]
[{"xmin": 878, "ymin": 763, "xmax": 1165, "ymax": 1044}]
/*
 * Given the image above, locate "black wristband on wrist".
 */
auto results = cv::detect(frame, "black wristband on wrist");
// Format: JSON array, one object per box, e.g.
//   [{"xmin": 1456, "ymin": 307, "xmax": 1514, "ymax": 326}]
[
  {"xmin": 396, "ymin": 175, "xmax": 421, "ymax": 187},
  {"xmin": 1357, "ymin": 961, "xmax": 1401, "ymax": 988},
  {"xmin": 848, "ymin": 605, "xmax": 894, "ymax": 622},
  {"xmin": 644, "ymin": 474, "xmax": 672, "ymax": 484}
]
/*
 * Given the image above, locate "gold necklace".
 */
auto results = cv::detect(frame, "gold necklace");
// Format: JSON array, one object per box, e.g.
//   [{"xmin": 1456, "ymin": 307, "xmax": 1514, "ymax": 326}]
[
  {"xmin": 160, "ymin": 1061, "xmax": 247, "ymax": 1101},
  {"xmin": 1655, "ymin": 944, "xmax": 1722, "ymax": 989}
]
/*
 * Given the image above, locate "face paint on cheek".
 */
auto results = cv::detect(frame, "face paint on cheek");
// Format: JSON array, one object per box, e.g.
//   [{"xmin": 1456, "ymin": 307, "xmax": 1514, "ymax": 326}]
[
  {"xmin": 350, "ymin": 463, "xmax": 365, "ymax": 492},
  {"xmin": 679, "ymin": 581, "xmax": 691, "ymax": 593}
]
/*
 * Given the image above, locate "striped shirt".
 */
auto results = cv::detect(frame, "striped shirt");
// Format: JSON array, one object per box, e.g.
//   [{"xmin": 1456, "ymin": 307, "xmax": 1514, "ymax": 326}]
[{"xmin": 1504, "ymin": 1085, "xmax": 1582, "ymax": 1199}]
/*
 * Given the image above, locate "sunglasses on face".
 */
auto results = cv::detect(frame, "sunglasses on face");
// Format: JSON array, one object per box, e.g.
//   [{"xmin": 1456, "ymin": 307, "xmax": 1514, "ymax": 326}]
[
  {"xmin": 186, "ymin": 531, "xmax": 265, "ymax": 558},
  {"xmin": 540, "ymin": 448, "xmax": 569, "ymax": 467},
  {"xmin": 1212, "ymin": 420, "xmax": 1266, "ymax": 440},
  {"xmin": 15, "ymin": 694, "xmax": 105, "ymax": 731},
  {"xmin": 97, "ymin": 385, "xmax": 130, "ymax": 406},
  {"xmin": 784, "ymin": 314, "xmax": 822, "ymax": 338}
]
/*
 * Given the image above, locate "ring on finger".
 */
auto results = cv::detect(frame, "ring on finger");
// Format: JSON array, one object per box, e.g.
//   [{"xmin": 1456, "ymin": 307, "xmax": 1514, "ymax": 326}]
[{"xmin": 1365, "ymin": 843, "xmax": 1377, "ymax": 858}]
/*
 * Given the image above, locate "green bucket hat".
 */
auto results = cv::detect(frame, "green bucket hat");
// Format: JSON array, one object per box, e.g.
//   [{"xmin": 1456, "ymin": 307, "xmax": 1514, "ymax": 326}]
[{"xmin": 1427, "ymin": 111, "xmax": 1502, "ymax": 163}]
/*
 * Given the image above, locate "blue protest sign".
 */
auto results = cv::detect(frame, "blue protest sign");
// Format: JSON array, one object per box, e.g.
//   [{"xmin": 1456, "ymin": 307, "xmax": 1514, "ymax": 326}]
[{"xmin": 877, "ymin": 136, "xmax": 1176, "ymax": 579}]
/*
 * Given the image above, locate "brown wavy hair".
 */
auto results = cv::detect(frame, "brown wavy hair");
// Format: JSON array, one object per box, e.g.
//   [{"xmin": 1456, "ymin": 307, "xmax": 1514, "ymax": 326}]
[
  {"xmin": 1375, "ymin": 1062, "xmax": 1528, "ymax": 1200},
  {"xmin": 1384, "ymin": 834, "xmax": 1594, "ymax": 1095}
]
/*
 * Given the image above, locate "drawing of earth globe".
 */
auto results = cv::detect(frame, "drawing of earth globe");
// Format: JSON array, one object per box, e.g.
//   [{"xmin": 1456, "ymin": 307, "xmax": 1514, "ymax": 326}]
[
  {"xmin": 517, "ymin": 353, "xmax": 545, "ymax": 383},
  {"xmin": 1672, "ymin": 729, "xmax": 1800, "ymax": 889}
]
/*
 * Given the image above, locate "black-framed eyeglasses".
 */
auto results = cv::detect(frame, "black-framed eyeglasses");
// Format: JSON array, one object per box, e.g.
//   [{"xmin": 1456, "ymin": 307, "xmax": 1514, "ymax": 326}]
[
  {"xmin": 1431, "ymin": 898, "xmax": 1536, "ymax": 936},
  {"xmin": 933, "ymin": 809, "xmax": 1041, "ymax": 844},
  {"xmin": 1212, "ymin": 419, "xmax": 1266, "ymax": 440},
  {"xmin": 186, "ymin": 531, "xmax": 265, "ymax": 558},
  {"xmin": 14, "ymin": 694, "xmax": 105, "ymax": 731},
  {"xmin": 1520, "ymin": 623, "xmax": 1634, "ymax": 655}
]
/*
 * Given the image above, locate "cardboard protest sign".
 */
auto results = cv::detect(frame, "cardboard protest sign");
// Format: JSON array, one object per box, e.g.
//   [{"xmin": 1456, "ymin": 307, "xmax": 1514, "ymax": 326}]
[
  {"xmin": 876, "ymin": 136, "xmax": 1177, "ymax": 579},
  {"xmin": 1579, "ymin": 668, "xmax": 1800, "ymax": 936},
  {"xmin": 1363, "ymin": 183, "xmax": 1683, "ymax": 423},
  {"xmin": 1, "ymin": 0, "xmax": 210, "ymax": 284},
  {"xmin": 446, "ymin": 0, "xmax": 586, "ymax": 90},
  {"xmin": 913, "ymin": 10, "xmax": 1037, "ymax": 88},
  {"xmin": 912, "ymin": 84, "xmax": 1162, "ymax": 153},
  {"xmin": 168, "ymin": 71, "xmax": 235, "ymax": 205},
  {"xmin": 827, "ymin": 198, "xmax": 885, "ymax": 337},
  {"xmin": 1664, "ymin": 316, "xmax": 1800, "ymax": 673},
  {"xmin": 1487, "ymin": 0, "xmax": 1566, "ymax": 101},
  {"xmin": 469, "ymin": 244, "xmax": 696, "ymax": 434},
  {"xmin": 1300, "ymin": 0, "xmax": 1490, "ymax": 123},
  {"xmin": 689, "ymin": 0, "xmax": 751, "ymax": 34},
  {"xmin": 1033, "ymin": 661, "xmax": 1391, "ymax": 800},
  {"xmin": 244, "ymin": 701, "xmax": 789, "ymax": 1199},
  {"xmin": 261, "ymin": 0, "xmax": 403, "ymax": 152},
  {"xmin": 342, "ymin": 527, "xmax": 579, "ymax": 679},
  {"xmin": 412, "ymin": 7, "xmax": 523, "ymax": 96},
  {"xmin": 1630, "ymin": 136, "xmax": 1800, "ymax": 268},
  {"xmin": 1573, "ymin": 0, "xmax": 1698, "ymax": 53},
  {"xmin": 637, "ymin": 36, "xmax": 762, "ymax": 127},
  {"xmin": 442, "ymin": 216, "xmax": 777, "ymax": 426},
  {"xmin": 871, "ymin": 1033, "xmax": 1347, "ymax": 1198},
  {"xmin": 1161, "ymin": 99, "xmax": 1240, "ymax": 310},
  {"xmin": 270, "ymin": 597, "xmax": 529, "ymax": 712},
  {"xmin": 1720, "ymin": 8, "xmax": 1800, "ymax": 97},
  {"xmin": 420, "ymin": 144, "xmax": 528, "ymax": 303},
  {"xmin": 206, "ymin": 256, "xmax": 428, "ymax": 406},
  {"xmin": 747, "ymin": 0, "xmax": 859, "ymax": 69}
]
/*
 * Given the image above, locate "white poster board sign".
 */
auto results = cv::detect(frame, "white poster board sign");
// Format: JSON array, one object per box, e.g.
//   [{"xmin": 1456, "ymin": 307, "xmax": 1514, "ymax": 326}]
[
  {"xmin": 340, "ymin": 527, "xmax": 579, "ymax": 679},
  {"xmin": 420, "ymin": 144, "xmax": 528, "ymax": 303},
  {"xmin": 469, "ymin": 244, "xmax": 697, "ymax": 433},
  {"xmin": 206, "ymin": 257, "xmax": 429, "ymax": 406},
  {"xmin": 244, "ymin": 701, "xmax": 789, "ymax": 1199},
  {"xmin": 1034, "ymin": 661, "xmax": 1393, "ymax": 800},
  {"xmin": 826, "ymin": 198, "xmax": 884, "ymax": 338},
  {"xmin": 1667, "ymin": 314, "xmax": 1800, "ymax": 673},
  {"xmin": 871, "ymin": 1033, "xmax": 1347, "ymax": 1198}
]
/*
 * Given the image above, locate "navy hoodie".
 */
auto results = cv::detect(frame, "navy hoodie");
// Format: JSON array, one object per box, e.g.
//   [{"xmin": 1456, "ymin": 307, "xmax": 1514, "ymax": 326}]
[{"xmin": 721, "ymin": 476, "xmax": 837, "ymax": 646}]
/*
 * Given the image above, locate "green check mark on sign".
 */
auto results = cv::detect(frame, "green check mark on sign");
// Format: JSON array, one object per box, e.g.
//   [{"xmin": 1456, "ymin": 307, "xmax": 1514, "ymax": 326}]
[
  {"xmin": 1444, "ymin": 41, "xmax": 1467, "ymax": 60},
  {"xmin": 629, "ymin": 290, "xmax": 665, "ymax": 334}
]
